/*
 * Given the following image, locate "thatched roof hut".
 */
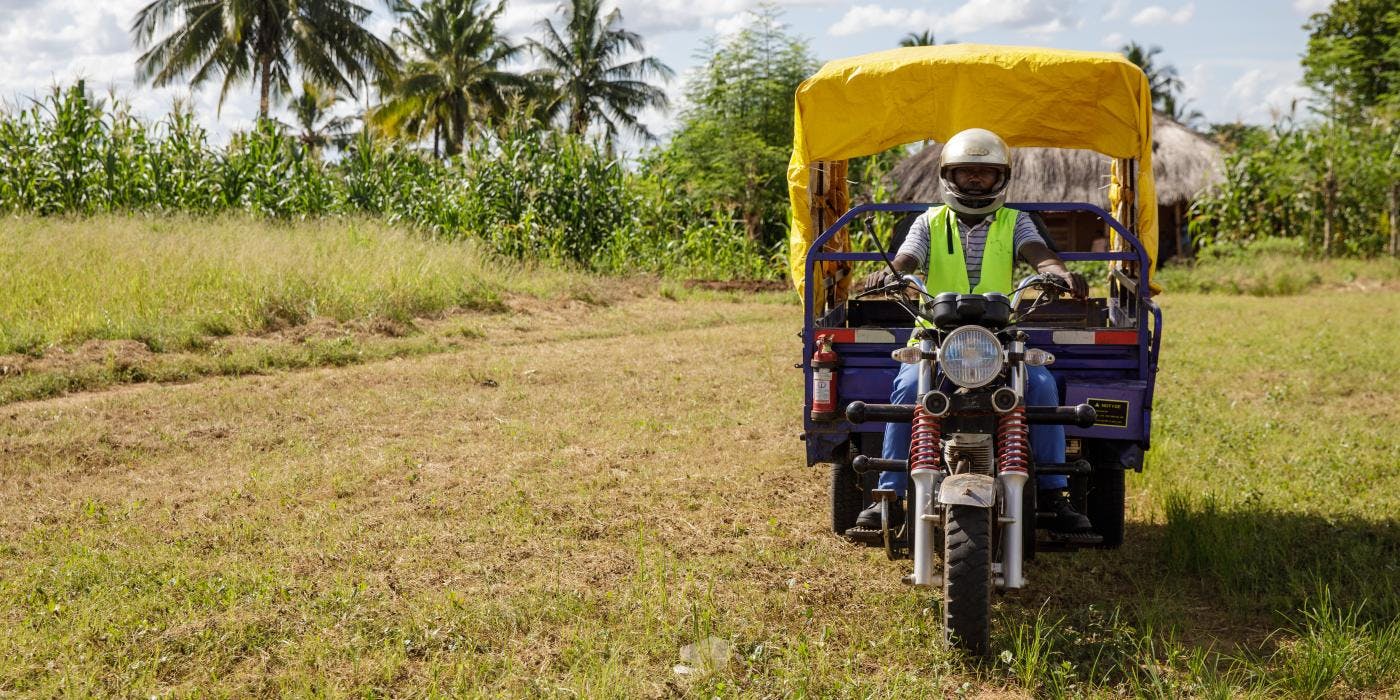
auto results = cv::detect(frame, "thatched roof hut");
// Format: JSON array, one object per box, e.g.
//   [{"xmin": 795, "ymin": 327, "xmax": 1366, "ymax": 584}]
[{"xmin": 890, "ymin": 113, "xmax": 1224, "ymax": 259}]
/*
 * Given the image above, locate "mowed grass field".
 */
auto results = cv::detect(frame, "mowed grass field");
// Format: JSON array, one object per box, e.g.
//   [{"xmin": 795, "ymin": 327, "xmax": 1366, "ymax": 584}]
[{"xmin": 1, "ymin": 219, "xmax": 1398, "ymax": 696}]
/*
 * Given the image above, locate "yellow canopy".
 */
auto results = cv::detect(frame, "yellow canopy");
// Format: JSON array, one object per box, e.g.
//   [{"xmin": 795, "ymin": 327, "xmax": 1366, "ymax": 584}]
[{"xmin": 788, "ymin": 44, "xmax": 1158, "ymax": 302}]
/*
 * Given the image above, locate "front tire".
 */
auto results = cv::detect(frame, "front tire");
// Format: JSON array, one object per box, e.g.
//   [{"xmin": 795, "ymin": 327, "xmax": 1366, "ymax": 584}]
[{"xmin": 943, "ymin": 504, "xmax": 992, "ymax": 654}]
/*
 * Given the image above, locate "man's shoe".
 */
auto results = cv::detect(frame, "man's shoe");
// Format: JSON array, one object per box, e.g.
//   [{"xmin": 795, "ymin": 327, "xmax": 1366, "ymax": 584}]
[
  {"xmin": 1040, "ymin": 490, "xmax": 1092, "ymax": 533},
  {"xmin": 853, "ymin": 499, "xmax": 903, "ymax": 531}
]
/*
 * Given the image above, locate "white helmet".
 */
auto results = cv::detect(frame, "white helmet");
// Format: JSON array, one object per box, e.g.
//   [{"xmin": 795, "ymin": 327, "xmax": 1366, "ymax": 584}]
[{"xmin": 939, "ymin": 128, "xmax": 1011, "ymax": 216}]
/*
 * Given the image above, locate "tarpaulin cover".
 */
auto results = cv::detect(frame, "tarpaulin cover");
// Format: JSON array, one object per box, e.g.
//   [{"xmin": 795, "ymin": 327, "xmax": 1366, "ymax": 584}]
[{"xmin": 788, "ymin": 44, "xmax": 1157, "ymax": 301}]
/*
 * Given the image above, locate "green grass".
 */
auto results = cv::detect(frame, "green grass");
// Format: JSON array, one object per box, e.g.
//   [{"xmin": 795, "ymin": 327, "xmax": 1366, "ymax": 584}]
[
  {"xmin": 1, "ymin": 285, "xmax": 1396, "ymax": 696},
  {"xmin": 0, "ymin": 215, "xmax": 587, "ymax": 354},
  {"xmin": 0, "ymin": 216, "xmax": 646, "ymax": 403},
  {"xmin": 1155, "ymin": 237, "xmax": 1400, "ymax": 296}
]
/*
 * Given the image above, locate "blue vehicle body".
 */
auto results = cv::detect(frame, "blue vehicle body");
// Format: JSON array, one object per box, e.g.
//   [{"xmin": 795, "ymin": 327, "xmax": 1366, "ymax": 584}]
[{"xmin": 799, "ymin": 202, "xmax": 1163, "ymax": 469}]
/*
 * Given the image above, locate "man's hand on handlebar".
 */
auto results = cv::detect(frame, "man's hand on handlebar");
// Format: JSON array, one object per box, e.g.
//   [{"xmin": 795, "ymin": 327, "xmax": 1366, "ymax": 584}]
[
  {"xmin": 856, "ymin": 253, "xmax": 921, "ymax": 294},
  {"xmin": 857, "ymin": 269, "xmax": 896, "ymax": 293},
  {"xmin": 1049, "ymin": 270, "xmax": 1089, "ymax": 299}
]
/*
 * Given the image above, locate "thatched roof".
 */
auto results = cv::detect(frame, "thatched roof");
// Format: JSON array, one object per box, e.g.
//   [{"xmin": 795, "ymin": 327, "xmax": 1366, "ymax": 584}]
[{"xmin": 890, "ymin": 113, "xmax": 1223, "ymax": 207}]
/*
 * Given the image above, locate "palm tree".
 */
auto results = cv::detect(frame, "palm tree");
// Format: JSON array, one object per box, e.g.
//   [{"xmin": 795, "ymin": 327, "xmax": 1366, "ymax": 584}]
[
  {"xmin": 279, "ymin": 81, "xmax": 356, "ymax": 160},
  {"xmin": 371, "ymin": 0, "xmax": 529, "ymax": 156},
  {"xmin": 529, "ymin": 0, "xmax": 674, "ymax": 142},
  {"xmin": 130, "ymin": 0, "xmax": 397, "ymax": 119},
  {"xmin": 899, "ymin": 30, "xmax": 936, "ymax": 47},
  {"xmin": 1120, "ymin": 41, "xmax": 1184, "ymax": 112},
  {"xmin": 1160, "ymin": 92, "xmax": 1206, "ymax": 131}
]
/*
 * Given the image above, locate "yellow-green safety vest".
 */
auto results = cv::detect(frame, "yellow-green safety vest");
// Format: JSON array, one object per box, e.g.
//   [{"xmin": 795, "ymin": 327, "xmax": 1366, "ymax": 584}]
[{"xmin": 910, "ymin": 205, "xmax": 1018, "ymax": 343}]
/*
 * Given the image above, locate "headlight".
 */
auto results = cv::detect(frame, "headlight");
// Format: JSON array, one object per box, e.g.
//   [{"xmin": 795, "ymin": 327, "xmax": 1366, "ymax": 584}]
[{"xmin": 938, "ymin": 325, "xmax": 1004, "ymax": 388}]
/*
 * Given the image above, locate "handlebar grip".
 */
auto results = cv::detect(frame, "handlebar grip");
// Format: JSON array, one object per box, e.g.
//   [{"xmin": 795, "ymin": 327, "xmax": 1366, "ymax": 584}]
[
  {"xmin": 1025, "ymin": 404, "xmax": 1097, "ymax": 428},
  {"xmin": 852, "ymin": 455, "xmax": 910, "ymax": 474},
  {"xmin": 845, "ymin": 401, "xmax": 917, "ymax": 424}
]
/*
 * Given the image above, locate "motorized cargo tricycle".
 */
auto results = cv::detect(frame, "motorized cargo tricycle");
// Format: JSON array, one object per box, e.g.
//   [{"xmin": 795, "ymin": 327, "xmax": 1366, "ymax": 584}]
[{"xmin": 790, "ymin": 45, "xmax": 1164, "ymax": 653}]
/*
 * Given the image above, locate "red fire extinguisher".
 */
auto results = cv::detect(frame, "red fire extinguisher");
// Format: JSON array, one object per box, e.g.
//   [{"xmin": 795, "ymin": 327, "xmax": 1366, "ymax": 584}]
[{"xmin": 810, "ymin": 334, "xmax": 839, "ymax": 421}]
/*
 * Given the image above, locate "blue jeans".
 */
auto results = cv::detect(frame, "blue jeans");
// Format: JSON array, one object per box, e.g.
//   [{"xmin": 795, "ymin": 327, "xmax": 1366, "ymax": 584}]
[{"xmin": 878, "ymin": 363, "xmax": 1067, "ymax": 493}]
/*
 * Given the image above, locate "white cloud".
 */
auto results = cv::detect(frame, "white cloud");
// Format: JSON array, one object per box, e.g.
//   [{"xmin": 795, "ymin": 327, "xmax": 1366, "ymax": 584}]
[
  {"xmin": 943, "ymin": 0, "xmax": 1078, "ymax": 36},
  {"xmin": 1101, "ymin": 31, "xmax": 1125, "ymax": 48},
  {"xmin": 828, "ymin": 5, "xmax": 937, "ymax": 37},
  {"xmin": 1104, "ymin": 0, "xmax": 1129, "ymax": 21},
  {"xmin": 1130, "ymin": 2, "xmax": 1194, "ymax": 26},
  {"xmin": 1181, "ymin": 63, "xmax": 1208, "ymax": 101},
  {"xmin": 712, "ymin": 12, "xmax": 759, "ymax": 37},
  {"xmin": 499, "ymin": 1, "xmax": 557, "ymax": 36},
  {"xmin": 610, "ymin": 0, "xmax": 842, "ymax": 36},
  {"xmin": 1224, "ymin": 66, "xmax": 1311, "ymax": 123},
  {"xmin": 1291, "ymin": 0, "xmax": 1330, "ymax": 14},
  {"xmin": 828, "ymin": 0, "xmax": 1078, "ymax": 39}
]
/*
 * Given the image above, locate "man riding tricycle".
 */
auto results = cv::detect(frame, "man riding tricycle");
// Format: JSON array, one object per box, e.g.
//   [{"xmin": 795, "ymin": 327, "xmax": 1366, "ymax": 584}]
[{"xmin": 792, "ymin": 45, "xmax": 1164, "ymax": 654}]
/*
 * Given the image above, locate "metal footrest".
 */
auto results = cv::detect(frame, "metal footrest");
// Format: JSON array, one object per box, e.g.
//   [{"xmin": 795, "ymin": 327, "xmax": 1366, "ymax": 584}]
[
  {"xmin": 1034, "ymin": 459, "xmax": 1094, "ymax": 476},
  {"xmin": 1045, "ymin": 530, "xmax": 1104, "ymax": 546}
]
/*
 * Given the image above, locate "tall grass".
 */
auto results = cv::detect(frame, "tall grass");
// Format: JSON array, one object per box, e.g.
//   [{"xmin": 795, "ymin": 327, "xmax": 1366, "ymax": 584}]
[
  {"xmin": 0, "ymin": 83, "xmax": 775, "ymax": 280},
  {"xmin": 1156, "ymin": 236, "xmax": 1400, "ymax": 295},
  {"xmin": 0, "ymin": 216, "xmax": 580, "ymax": 356}
]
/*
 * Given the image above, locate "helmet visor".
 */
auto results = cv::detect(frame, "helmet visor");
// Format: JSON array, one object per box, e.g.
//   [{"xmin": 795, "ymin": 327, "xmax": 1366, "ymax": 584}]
[{"xmin": 943, "ymin": 165, "xmax": 1008, "ymax": 197}]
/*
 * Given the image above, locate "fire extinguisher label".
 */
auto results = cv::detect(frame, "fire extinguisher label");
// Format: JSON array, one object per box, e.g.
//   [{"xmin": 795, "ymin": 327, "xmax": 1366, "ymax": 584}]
[{"xmin": 813, "ymin": 370, "xmax": 832, "ymax": 403}]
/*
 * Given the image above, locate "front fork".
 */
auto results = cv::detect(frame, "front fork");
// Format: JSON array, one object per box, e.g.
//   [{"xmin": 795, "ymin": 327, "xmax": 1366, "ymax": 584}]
[
  {"xmin": 1000, "ymin": 344, "xmax": 1029, "ymax": 590},
  {"xmin": 910, "ymin": 334, "xmax": 939, "ymax": 587},
  {"xmin": 909, "ymin": 337, "xmax": 1030, "ymax": 590}
]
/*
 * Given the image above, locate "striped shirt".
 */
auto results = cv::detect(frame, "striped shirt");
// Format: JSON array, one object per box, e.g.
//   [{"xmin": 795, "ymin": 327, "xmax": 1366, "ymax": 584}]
[{"xmin": 897, "ymin": 209, "xmax": 1047, "ymax": 289}]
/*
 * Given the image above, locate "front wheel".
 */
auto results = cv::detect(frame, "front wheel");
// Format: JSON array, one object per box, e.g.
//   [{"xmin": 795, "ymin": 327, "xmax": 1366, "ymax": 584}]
[{"xmin": 943, "ymin": 504, "xmax": 993, "ymax": 654}]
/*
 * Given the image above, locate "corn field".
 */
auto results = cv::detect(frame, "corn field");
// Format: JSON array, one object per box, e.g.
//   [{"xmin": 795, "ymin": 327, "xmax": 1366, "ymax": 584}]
[
  {"xmin": 1190, "ymin": 117, "xmax": 1400, "ymax": 257},
  {"xmin": 0, "ymin": 83, "xmax": 778, "ymax": 280}
]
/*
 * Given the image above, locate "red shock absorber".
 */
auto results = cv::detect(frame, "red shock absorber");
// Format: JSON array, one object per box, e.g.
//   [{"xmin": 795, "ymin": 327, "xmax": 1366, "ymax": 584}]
[
  {"xmin": 997, "ymin": 406, "xmax": 1030, "ymax": 475},
  {"xmin": 908, "ymin": 405, "xmax": 943, "ymax": 472}
]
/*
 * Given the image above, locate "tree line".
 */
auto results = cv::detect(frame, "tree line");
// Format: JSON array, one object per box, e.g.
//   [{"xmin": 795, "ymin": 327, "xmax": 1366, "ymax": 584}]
[
  {"xmin": 3, "ymin": 0, "xmax": 1391, "ymax": 279},
  {"xmin": 1190, "ymin": 0, "xmax": 1398, "ymax": 257}
]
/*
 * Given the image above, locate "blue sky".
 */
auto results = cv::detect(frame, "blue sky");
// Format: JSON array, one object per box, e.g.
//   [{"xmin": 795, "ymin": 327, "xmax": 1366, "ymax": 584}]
[{"xmin": 0, "ymin": 0, "xmax": 1328, "ymax": 149}]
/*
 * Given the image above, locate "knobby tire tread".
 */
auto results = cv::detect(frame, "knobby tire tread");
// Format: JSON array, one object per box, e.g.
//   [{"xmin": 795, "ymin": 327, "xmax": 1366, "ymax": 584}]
[{"xmin": 943, "ymin": 504, "xmax": 992, "ymax": 655}]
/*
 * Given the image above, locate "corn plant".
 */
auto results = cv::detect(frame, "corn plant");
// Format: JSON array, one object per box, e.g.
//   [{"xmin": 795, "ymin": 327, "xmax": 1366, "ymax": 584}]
[{"xmin": 0, "ymin": 82, "xmax": 782, "ymax": 279}]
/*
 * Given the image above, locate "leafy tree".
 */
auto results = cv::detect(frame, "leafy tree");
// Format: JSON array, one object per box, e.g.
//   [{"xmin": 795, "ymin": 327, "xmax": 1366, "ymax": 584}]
[
  {"xmin": 130, "ymin": 0, "xmax": 397, "ymax": 119},
  {"xmin": 372, "ymin": 0, "xmax": 529, "ymax": 156},
  {"xmin": 529, "ymin": 0, "xmax": 673, "ymax": 142},
  {"xmin": 899, "ymin": 30, "xmax": 936, "ymax": 47},
  {"xmin": 651, "ymin": 6, "xmax": 816, "ymax": 245},
  {"xmin": 280, "ymin": 81, "xmax": 355, "ymax": 160},
  {"xmin": 1300, "ymin": 0, "xmax": 1400, "ymax": 117},
  {"xmin": 1120, "ymin": 41, "xmax": 1184, "ymax": 113}
]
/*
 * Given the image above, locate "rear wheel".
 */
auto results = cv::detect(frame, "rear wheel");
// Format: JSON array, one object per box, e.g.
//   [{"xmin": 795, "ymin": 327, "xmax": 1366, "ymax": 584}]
[
  {"xmin": 1087, "ymin": 467, "xmax": 1125, "ymax": 548},
  {"xmin": 942, "ymin": 504, "xmax": 992, "ymax": 654},
  {"xmin": 830, "ymin": 462, "xmax": 864, "ymax": 534}
]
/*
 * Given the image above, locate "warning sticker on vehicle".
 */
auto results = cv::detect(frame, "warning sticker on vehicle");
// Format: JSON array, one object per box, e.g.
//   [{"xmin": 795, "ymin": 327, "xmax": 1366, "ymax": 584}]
[{"xmin": 1086, "ymin": 398, "xmax": 1130, "ymax": 428}]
